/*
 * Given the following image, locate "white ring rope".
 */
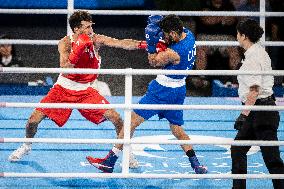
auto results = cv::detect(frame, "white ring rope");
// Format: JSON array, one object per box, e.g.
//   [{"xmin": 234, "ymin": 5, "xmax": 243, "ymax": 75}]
[
  {"xmin": 1, "ymin": 68, "xmax": 284, "ymax": 111},
  {"xmin": 1, "ymin": 172, "xmax": 284, "ymax": 179},
  {"xmin": 0, "ymin": 7, "xmax": 283, "ymax": 47},
  {"xmin": 0, "ymin": 39, "xmax": 58, "ymax": 45},
  {"xmin": 2, "ymin": 138, "xmax": 284, "ymax": 146},
  {"xmin": 2, "ymin": 67, "xmax": 284, "ymax": 76},
  {"xmin": 1, "ymin": 102, "xmax": 284, "ymax": 111},
  {"xmin": 0, "ymin": 39, "xmax": 283, "ymax": 47},
  {"xmin": 0, "ymin": 9, "xmax": 283, "ymax": 17}
]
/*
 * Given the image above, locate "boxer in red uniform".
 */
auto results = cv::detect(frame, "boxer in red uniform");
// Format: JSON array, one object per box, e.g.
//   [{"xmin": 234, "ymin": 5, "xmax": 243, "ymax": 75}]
[{"xmin": 8, "ymin": 11, "xmax": 145, "ymax": 167}]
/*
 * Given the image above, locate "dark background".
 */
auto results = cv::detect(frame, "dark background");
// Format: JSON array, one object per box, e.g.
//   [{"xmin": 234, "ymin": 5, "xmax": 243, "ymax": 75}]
[{"xmin": 0, "ymin": 14, "xmax": 156, "ymax": 96}]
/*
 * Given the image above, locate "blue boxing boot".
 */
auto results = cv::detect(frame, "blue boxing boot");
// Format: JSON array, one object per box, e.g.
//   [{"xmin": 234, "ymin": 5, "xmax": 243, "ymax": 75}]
[
  {"xmin": 86, "ymin": 150, "xmax": 118, "ymax": 173},
  {"xmin": 189, "ymin": 156, "xmax": 208, "ymax": 174},
  {"xmin": 186, "ymin": 149, "xmax": 208, "ymax": 174}
]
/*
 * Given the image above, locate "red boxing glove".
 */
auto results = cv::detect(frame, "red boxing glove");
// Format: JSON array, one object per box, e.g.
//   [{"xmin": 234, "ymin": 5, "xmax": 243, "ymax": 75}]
[
  {"xmin": 138, "ymin": 41, "xmax": 147, "ymax": 49},
  {"xmin": 138, "ymin": 41, "xmax": 167, "ymax": 53},
  {"xmin": 69, "ymin": 34, "xmax": 93, "ymax": 64},
  {"xmin": 156, "ymin": 42, "xmax": 167, "ymax": 53}
]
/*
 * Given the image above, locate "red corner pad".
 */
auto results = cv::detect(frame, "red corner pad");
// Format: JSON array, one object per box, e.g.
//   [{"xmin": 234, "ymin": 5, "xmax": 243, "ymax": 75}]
[
  {"xmin": 0, "ymin": 138, "xmax": 4, "ymax": 143},
  {"xmin": 0, "ymin": 173, "xmax": 4, "ymax": 177}
]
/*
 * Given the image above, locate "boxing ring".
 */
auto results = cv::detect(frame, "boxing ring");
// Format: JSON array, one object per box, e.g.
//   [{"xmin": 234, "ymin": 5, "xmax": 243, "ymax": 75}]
[
  {"xmin": 1, "ymin": 0, "xmax": 284, "ymax": 188},
  {"xmin": 1, "ymin": 69, "xmax": 284, "ymax": 189}
]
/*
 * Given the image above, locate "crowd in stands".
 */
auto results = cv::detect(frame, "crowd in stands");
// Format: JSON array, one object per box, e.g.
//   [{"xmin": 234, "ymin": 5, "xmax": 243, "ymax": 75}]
[{"xmin": 0, "ymin": 0, "xmax": 283, "ymax": 96}]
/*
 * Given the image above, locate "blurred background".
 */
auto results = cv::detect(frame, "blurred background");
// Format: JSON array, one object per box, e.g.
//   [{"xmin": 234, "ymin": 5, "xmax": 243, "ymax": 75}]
[{"xmin": 0, "ymin": 0, "xmax": 283, "ymax": 97}]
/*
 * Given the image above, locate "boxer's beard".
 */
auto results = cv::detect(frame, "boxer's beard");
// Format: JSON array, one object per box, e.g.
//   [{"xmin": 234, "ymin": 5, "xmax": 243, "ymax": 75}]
[{"xmin": 168, "ymin": 35, "xmax": 175, "ymax": 45}]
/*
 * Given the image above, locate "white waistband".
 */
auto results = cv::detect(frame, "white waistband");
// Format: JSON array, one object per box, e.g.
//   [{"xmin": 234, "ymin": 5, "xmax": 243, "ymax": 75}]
[
  {"xmin": 55, "ymin": 75, "xmax": 92, "ymax": 91},
  {"xmin": 155, "ymin": 75, "xmax": 186, "ymax": 88}
]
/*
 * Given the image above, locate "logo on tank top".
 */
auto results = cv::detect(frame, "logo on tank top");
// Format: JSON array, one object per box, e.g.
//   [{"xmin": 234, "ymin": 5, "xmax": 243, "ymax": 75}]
[
  {"xmin": 85, "ymin": 48, "xmax": 94, "ymax": 59},
  {"xmin": 89, "ymin": 51, "xmax": 94, "ymax": 59},
  {"xmin": 188, "ymin": 44, "xmax": 196, "ymax": 62}
]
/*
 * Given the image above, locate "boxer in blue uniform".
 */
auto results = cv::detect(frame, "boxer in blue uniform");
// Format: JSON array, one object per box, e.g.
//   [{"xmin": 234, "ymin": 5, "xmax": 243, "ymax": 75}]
[{"xmin": 86, "ymin": 15, "xmax": 208, "ymax": 174}]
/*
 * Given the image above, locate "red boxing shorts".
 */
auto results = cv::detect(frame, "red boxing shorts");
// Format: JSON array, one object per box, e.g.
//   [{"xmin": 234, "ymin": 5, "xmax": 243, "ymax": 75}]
[{"xmin": 36, "ymin": 84, "xmax": 110, "ymax": 127}]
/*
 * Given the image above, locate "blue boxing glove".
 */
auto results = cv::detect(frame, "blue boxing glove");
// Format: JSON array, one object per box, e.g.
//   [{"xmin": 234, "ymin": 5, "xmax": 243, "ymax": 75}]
[
  {"xmin": 147, "ymin": 15, "xmax": 163, "ymax": 25},
  {"xmin": 145, "ymin": 23, "xmax": 164, "ymax": 54}
]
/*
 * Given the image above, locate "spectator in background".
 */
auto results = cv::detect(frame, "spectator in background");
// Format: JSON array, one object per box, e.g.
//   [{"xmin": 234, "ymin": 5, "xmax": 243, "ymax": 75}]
[
  {"xmin": 268, "ymin": 0, "xmax": 284, "ymax": 85},
  {"xmin": 0, "ymin": 34, "xmax": 23, "ymax": 67},
  {"xmin": 153, "ymin": 0, "xmax": 201, "ymax": 35},
  {"xmin": 153, "ymin": 0, "xmax": 201, "ymax": 11},
  {"xmin": 237, "ymin": 0, "xmax": 259, "ymax": 12},
  {"xmin": 0, "ymin": 34, "xmax": 53, "ymax": 86},
  {"xmin": 236, "ymin": 0, "xmax": 271, "ymax": 22},
  {"xmin": 0, "ymin": 34, "xmax": 25, "ymax": 84},
  {"xmin": 230, "ymin": 0, "xmax": 247, "ymax": 10},
  {"xmin": 194, "ymin": 0, "xmax": 241, "ymax": 86}
]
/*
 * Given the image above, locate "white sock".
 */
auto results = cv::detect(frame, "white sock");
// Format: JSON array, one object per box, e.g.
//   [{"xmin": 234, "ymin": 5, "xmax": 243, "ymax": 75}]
[
  {"xmin": 111, "ymin": 146, "xmax": 121, "ymax": 157},
  {"xmin": 24, "ymin": 137, "xmax": 32, "ymax": 146},
  {"xmin": 24, "ymin": 143, "xmax": 32, "ymax": 146}
]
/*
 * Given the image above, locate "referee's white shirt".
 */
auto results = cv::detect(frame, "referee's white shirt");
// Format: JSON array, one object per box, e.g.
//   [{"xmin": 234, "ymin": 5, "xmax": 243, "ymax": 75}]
[{"xmin": 237, "ymin": 43, "xmax": 274, "ymax": 102}]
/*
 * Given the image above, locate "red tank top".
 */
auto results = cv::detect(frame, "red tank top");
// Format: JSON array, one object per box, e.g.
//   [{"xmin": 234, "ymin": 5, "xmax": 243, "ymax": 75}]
[{"xmin": 63, "ymin": 35, "xmax": 101, "ymax": 83}]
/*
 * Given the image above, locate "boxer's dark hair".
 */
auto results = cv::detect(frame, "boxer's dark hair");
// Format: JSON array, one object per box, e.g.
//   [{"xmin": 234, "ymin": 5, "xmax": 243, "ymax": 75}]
[
  {"xmin": 159, "ymin": 14, "xmax": 183, "ymax": 35},
  {"xmin": 69, "ymin": 11, "xmax": 92, "ymax": 32},
  {"xmin": 236, "ymin": 19, "xmax": 264, "ymax": 43}
]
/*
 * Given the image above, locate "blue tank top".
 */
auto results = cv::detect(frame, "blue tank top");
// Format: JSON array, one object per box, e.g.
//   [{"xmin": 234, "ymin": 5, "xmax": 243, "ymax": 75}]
[{"xmin": 164, "ymin": 28, "xmax": 196, "ymax": 79}]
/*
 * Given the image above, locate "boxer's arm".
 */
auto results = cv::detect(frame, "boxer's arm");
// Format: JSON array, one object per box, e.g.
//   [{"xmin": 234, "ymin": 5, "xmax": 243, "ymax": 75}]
[
  {"xmin": 58, "ymin": 37, "xmax": 74, "ymax": 68},
  {"xmin": 95, "ymin": 34, "xmax": 142, "ymax": 50},
  {"xmin": 148, "ymin": 48, "xmax": 180, "ymax": 67}
]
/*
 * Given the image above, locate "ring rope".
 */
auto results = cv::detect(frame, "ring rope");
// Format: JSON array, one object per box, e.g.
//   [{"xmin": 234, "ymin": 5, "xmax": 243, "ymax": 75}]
[
  {"xmin": 1, "ymin": 172, "xmax": 284, "ymax": 179},
  {"xmin": 2, "ymin": 138, "xmax": 284, "ymax": 146},
  {"xmin": 0, "ymin": 9, "xmax": 283, "ymax": 17},
  {"xmin": 1, "ymin": 39, "xmax": 284, "ymax": 47},
  {"xmin": 1, "ymin": 102, "xmax": 284, "ymax": 111},
  {"xmin": 0, "ymin": 39, "xmax": 58, "ymax": 45},
  {"xmin": 2, "ymin": 67, "xmax": 284, "ymax": 76}
]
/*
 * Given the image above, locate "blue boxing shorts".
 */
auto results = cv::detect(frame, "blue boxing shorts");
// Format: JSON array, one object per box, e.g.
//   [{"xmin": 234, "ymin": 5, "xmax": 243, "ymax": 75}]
[{"xmin": 134, "ymin": 80, "xmax": 186, "ymax": 126}]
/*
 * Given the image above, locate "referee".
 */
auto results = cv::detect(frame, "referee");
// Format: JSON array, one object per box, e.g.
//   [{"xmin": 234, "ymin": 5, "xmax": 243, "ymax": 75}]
[{"xmin": 231, "ymin": 19, "xmax": 284, "ymax": 189}]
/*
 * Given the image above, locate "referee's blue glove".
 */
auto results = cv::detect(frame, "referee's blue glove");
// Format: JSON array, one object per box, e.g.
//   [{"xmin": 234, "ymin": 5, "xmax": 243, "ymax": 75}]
[{"xmin": 234, "ymin": 114, "xmax": 248, "ymax": 130}]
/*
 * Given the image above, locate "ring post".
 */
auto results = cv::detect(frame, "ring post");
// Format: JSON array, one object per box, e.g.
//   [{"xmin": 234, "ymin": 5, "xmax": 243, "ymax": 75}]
[{"xmin": 122, "ymin": 68, "xmax": 133, "ymax": 174}]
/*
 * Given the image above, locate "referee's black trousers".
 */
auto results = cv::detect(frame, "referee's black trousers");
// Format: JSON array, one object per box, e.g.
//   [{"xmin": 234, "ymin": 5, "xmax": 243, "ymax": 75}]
[{"xmin": 231, "ymin": 97, "xmax": 284, "ymax": 189}]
